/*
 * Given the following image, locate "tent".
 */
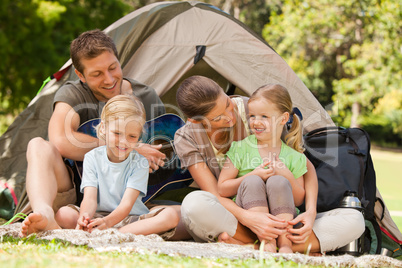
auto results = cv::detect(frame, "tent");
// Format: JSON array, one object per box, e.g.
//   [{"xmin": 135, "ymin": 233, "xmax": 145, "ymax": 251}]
[{"xmin": 0, "ymin": 0, "xmax": 334, "ymax": 219}]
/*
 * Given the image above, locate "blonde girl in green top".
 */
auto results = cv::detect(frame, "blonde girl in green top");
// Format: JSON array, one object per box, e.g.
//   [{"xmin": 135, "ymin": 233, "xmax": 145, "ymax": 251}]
[{"xmin": 218, "ymin": 84, "xmax": 307, "ymax": 253}]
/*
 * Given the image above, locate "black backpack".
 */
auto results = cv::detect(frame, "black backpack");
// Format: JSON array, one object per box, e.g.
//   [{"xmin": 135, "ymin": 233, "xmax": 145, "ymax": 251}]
[{"xmin": 303, "ymin": 126, "xmax": 381, "ymax": 254}]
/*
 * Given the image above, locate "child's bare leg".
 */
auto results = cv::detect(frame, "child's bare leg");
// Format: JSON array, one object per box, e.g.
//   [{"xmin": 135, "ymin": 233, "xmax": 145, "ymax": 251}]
[
  {"xmin": 163, "ymin": 205, "xmax": 193, "ymax": 241},
  {"xmin": 55, "ymin": 206, "xmax": 79, "ymax": 229},
  {"xmin": 276, "ymin": 212, "xmax": 293, "ymax": 253},
  {"xmin": 249, "ymin": 206, "xmax": 277, "ymax": 252},
  {"xmin": 118, "ymin": 207, "xmax": 179, "ymax": 235}
]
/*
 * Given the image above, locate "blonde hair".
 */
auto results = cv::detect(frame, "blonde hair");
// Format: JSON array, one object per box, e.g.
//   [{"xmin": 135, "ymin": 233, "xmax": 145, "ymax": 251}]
[
  {"xmin": 249, "ymin": 84, "xmax": 304, "ymax": 153},
  {"xmin": 96, "ymin": 94, "xmax": 146, "ymax": 141}
]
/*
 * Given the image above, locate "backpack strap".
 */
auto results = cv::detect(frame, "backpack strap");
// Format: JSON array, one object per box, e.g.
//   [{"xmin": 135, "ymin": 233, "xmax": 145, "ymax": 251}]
[
  {"xmin": 369, "ymin": 218, "xmax": 383, "ymax": 254},
  {"xmin": 346, "ymin": 130, "xmax": 366, "ymax": 205},
  {"xmin": 304, "ymin": 126, "xmax": 345, "ymax": 137},
  {"xmin": 376, "ymin": 197, "xmax": 385, "ymax": 221}
]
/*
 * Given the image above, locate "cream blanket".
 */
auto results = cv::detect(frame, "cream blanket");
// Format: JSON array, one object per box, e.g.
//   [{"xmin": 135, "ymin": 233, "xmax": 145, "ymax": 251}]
[{"xmin": 1, "ymin": 223, "xmax": 401, "ymax": 268}]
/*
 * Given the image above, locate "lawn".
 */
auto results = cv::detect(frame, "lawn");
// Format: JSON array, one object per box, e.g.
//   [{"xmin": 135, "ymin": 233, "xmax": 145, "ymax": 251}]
[
  {"xmin": 0, "ymin": 236, "xmax": 321, "ymax": 268},
  {"xmin": 371, "ymin": 149, "xmax": 402, "ymax": 231}
]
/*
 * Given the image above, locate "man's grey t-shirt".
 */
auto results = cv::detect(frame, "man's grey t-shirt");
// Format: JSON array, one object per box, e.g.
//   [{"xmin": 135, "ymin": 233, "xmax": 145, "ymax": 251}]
[{"xmin": 53, "ymin": 78, "xmax": 165, "ymax": 124}]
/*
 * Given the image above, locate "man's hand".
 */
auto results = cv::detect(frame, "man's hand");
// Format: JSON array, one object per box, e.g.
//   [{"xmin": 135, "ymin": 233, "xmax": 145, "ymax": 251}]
[{"xmin": 134, "ymin": 143, "xmax": 166, "ymax": 172}]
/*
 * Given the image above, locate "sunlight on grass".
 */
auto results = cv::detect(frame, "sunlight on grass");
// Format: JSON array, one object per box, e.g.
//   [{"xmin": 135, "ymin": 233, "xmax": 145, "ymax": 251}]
[
  {"xmin": 371, "ymin": 149, "xmax": 402, "ymax": 232},
  {"xmin": 0, "ymin": 237, "xmax": 318, "ymax": 268}
]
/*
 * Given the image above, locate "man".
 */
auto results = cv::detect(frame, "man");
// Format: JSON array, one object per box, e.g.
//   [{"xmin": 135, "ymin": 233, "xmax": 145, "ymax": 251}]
[{"xmin": 20, "ymin": 29, "xmax": 166, "ymax": 236}]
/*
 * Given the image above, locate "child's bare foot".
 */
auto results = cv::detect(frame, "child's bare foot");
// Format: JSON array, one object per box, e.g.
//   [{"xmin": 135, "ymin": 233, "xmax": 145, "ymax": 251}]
[
  {"xmin": 309, "ymin": 252, "xmax": 323, "ymax": 256},
  {"xmin": 218, "ymin": 232, "xmax": 246, "ymax": 245},
  {"xmin": 19, "ymin": 212, "xmax": 61, "ymax": 237},
  {"xmin": 278, "ymin": 245, "xmax": 293, "ymax": 253},
  {"xmin": 263, "ymin": 240, "xmax": 277, "ymax": 253}
]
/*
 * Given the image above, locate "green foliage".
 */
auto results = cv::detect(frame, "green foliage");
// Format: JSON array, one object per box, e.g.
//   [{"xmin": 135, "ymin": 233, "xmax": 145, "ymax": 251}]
[
  {"xmin": 332, "ymin": 1, "xmax": 402, "ymax": 130},
  {"xmin": 1, "ymin": 0, "xmax": 401, "ymax": 145},
  {"xmin": 262, "ymin": 0, "xmax": 342, "ymax": 105},
  {"xmin": 233, "ymin": 0, "xmax": 282, "ymax": 35},
  {"xmin": 0, "ymin": 0, "xmax": 134, "ymax": 115},
  {"xmin": 262, "ymin": 0, "xmax": 402, "ymax": 144}
]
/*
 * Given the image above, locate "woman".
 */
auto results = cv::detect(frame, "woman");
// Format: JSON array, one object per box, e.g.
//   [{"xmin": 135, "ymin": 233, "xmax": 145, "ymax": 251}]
[{"xmin": 174, "ymin": 75, "xmax": 365, "ymax": 253}]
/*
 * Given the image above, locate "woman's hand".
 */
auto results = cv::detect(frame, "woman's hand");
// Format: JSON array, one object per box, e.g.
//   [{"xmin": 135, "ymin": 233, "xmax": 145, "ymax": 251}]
[
  {"xmin": 239, "ymin": 210, "xmax": 288, "ymax": 241},
  {"xmin": 286, "ymin": 209, "xmax": 316, "ymax": 244}
]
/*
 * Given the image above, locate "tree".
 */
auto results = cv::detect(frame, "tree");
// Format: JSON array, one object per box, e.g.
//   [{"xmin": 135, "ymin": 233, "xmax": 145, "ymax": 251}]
[
  {"xmin": 0, "ymin": 0, "xmax": 277, "ymax": 121},
  {"xmin": 210, "ymin": 0, "xmax": 280, "ymax": 35},
  {"xmin": 262, "ymin": 0, "xmax": 402, "ymax": 143},
  {"xmin": 331, "ymin": 0, "xmax": 402, "ymax": 130},
  {"xmin": 0, "ymin": 0, "xmax": 134, "ymax": 116}
]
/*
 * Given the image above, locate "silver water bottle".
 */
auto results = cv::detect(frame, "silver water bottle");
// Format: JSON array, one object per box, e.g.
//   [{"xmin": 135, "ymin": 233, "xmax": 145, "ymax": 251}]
[{"xmin": 334, "ymin": 190, "xmax": 365, "ymax": 256}]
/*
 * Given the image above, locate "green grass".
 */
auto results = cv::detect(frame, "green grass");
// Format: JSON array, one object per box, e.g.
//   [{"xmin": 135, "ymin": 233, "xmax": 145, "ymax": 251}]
[
  {"xmin": 371, "ymin": 149, "xmax": 402, "ymax": 231},
  {"xmin": 0, "ymin": 236, "xmax": 319, "ymax": 268}
]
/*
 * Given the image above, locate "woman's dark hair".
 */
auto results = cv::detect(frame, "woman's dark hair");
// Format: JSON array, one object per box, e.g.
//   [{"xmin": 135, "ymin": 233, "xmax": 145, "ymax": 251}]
[
  {"xmin": 176, "ymin": 76, "xmax": 223, "ymax": 120},
  {"xmin": 177, "ymin": 75, "xmax": 240, "ymax": 153}
]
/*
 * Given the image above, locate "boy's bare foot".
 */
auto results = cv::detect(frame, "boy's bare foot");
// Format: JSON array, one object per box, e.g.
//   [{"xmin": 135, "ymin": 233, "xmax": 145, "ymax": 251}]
[
  {"xmin": 218, "ymin": 232, "xmax": 246, "ymax": 245},
  {"xmin": 19, "ymin": 212, "xmax": 61, "ymax": 237}
]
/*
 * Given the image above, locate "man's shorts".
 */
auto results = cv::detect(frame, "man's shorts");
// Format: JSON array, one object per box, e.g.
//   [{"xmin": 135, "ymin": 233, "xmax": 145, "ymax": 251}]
[{"xmin": 53, "ymin": 161, "xmax": 78, "ymax": 212}]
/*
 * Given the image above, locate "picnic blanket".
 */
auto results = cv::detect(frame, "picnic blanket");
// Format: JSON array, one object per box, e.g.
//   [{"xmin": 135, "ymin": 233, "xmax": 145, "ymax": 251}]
[{"xmin": 1, "ymin": 223, "xmax": 401, "ymax": 268}]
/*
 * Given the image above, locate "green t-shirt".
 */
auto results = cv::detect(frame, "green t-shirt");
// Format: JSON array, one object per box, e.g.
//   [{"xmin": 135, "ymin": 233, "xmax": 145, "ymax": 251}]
[
  {"xmin": 226, "ymin": 135, "xmax": 307, "ymax": 179},
  {"xmin": 53, "ymin": 78, "xmax": 165, "ymax": 125}
]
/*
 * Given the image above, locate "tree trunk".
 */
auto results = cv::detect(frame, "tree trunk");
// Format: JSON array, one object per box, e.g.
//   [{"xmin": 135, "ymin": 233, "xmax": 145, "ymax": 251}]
[
  {"xmin": 233, "ymin": 5, "xmax": 240, "ymax": 20},
  {"xmin": 222, "ymin": 0, "xmax": 233, "ymax": 14},
  {"xmin": 350, "ymin": 101, "xmax": 360, "ymax": 128},
  {"xmin": 222, "ymin": 0, "xmax": 240, "ymax": 20}
]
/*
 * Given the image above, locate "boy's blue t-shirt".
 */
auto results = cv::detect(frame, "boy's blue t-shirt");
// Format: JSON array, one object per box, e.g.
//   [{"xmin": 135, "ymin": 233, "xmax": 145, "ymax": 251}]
[{"xmin": 80, "ymin": 146, "xmax": 150, "ymax": 215}]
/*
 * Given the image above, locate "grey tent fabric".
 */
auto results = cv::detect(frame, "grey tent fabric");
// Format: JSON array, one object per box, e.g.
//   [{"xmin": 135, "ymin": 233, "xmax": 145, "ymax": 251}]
[{"xmin": 1, "ymin": 1, "xmax": 335, "ymax": 216}]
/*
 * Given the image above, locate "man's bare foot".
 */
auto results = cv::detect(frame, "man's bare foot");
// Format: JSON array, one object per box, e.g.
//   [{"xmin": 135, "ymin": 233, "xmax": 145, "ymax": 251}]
[{"xmin": 19, "ymin": 212, "xmax": 61, "ymax": 237}]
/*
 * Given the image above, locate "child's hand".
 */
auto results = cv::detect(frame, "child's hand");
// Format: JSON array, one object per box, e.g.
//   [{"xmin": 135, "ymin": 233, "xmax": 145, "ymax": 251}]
[
  {"xmin": 272, "ymin": 156, "xmax": 292, "ymax": 177},
  {"xmin": 76, "ymin": 213, "xmax": 91, "ymax": 231},
  {"xmin": 252, "ymin": 161, "xmax": 275, "ymax": 181},
  {"xmin": 87, "ymin": 218, "xmax": 108, "ymax": 232}
]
